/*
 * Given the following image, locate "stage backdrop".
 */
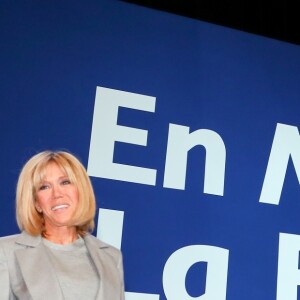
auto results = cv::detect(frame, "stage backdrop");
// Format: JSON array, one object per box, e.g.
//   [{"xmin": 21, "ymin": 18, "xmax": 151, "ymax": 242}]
[{"xmin": 1, "ymin": 1, "xmax": 300, "ymax": 299}]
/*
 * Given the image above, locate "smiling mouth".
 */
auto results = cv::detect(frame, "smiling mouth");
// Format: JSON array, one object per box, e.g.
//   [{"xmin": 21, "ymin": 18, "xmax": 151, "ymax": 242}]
[{"xmin": 51, "ymin": 204, "xmax": 69, "ymax": 211}]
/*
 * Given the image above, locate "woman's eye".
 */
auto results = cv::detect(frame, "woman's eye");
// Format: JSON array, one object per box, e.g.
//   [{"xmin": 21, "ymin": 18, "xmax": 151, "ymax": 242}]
[
  {"xmin": 39, "ymin": 185, "xmax": 49, "ymax": 191},
  {"xmin": 62, "ymin": 179, "xmax": 71, "ymax": 185}
]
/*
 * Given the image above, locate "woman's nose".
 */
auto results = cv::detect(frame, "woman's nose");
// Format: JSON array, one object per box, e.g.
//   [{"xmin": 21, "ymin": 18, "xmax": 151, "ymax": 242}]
[{"xmin": 52, "ymin": 184, "xmax": 63, "ymax": 198}]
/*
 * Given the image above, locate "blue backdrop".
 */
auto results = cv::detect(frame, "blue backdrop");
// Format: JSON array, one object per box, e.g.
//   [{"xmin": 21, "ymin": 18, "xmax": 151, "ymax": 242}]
[{"xmin": 1, "ymin": 1, "xmax": 300, "ymax": 299}]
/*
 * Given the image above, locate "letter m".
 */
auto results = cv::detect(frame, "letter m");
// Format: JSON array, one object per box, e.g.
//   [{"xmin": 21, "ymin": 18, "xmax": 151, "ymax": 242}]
[{"xmin": 259, "ymin": 123, "xmax": 300, "ymax": 205}]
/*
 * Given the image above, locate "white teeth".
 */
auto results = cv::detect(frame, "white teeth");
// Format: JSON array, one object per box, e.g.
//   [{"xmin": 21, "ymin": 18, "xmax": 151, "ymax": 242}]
[{"xmin": 52, "ymin": 204, "xmax": 69, "ymax": 211}]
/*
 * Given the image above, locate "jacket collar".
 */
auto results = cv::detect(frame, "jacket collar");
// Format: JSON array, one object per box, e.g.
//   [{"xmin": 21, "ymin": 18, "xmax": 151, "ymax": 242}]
[{"xmin": 15, "ymin": 230, "xmax": 42, "ymax": 247}]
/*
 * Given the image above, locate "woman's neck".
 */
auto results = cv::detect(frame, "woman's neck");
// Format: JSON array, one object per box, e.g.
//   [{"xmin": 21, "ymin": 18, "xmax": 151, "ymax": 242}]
[{"xmin": 43, "ymin": 226, "xmax": 78, "ymax": 245}]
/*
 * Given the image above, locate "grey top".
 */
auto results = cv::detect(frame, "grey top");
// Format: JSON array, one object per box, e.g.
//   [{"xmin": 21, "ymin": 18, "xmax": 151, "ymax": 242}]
[{"xmin": 42, "ymin": 236, "xmax": 99, "ymax": 300}]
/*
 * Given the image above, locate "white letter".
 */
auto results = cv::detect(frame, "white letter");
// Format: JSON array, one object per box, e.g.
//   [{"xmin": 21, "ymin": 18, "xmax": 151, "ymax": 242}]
[
  {"xmin": 277, "ymin": 232, "xmax": 300, "ymax": 300},
  {"xmin": 88, "ymin": 87, "xmax": 157, "ymax": 185},
  {"xmin": 163, "ymin": 124, "xmax": 226, "ymax": 195},
  {"xmin": 163, "ymin": 245, "xmax": 229, "ymax": 300},
  {"xmin": 97, "ymin": 208, "xmax": 124, "ymax": 249},
  {"xmin": 259, "ymin": 123, "xmax": 300, "ymax": 205}
]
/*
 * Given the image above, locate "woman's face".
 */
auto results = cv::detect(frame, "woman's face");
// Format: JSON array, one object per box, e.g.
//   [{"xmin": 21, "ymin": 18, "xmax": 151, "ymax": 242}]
[{"xmin": 35, "ymin": 162, "xmax": 79, "ymax": 232}]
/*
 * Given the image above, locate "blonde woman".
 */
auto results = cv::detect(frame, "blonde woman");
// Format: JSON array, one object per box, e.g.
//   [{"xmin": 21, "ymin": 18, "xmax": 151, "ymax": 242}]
[{"xmin": 0, "ymin": 151, "xmax": 125, "ymax": 300}]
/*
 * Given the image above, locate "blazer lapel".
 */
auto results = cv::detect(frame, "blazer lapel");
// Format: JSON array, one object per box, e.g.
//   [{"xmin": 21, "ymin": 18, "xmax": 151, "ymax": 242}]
[
  {"xmin": 84, "ymin": 235, "xmax": 121, "ymax": 300},
  {"xmin": 14, "ymin": 232, "xmax": 64, "ymax": 300}
]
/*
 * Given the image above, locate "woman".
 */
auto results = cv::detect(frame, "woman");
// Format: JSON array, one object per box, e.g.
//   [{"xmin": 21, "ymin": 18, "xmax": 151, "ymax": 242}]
[{"xmin": 0, "ymin": 150, "xmax": 125, "ymax": 300}]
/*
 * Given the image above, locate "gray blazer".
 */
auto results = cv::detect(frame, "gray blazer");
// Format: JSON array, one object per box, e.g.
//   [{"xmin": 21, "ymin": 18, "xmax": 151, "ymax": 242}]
[{"xmin": 0, "ymin": 231, "xmax": 125, "ymax": 300}]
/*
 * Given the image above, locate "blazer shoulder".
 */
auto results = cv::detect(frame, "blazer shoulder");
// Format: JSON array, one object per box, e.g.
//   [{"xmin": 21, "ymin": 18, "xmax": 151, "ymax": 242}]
[
  {"xmin": 0, "ymin": 231, "xmax": 41, "ymax": 252},
  {"xmin": 0, "ymin": 233, "xmax": 21, "ymax": 247},
  {"xmin": 84, "ymin": 234, "xmax": 122, "ymax": 257},
  {"xmin": 0, "ymin": 233, "xmax": 22, "ymax": 261}
]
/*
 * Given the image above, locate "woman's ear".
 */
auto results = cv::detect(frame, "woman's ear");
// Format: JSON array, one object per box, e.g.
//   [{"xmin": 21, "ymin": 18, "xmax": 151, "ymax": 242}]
[{"xmin": 35, "ymin": 204, "xmax": 42, "ymax": 213}]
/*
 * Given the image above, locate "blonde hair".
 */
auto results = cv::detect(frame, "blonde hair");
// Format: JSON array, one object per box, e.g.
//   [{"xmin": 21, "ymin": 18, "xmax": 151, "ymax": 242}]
[{"xmin": 16, "ymin": 150, "xmax": 96, "ymax": 236}]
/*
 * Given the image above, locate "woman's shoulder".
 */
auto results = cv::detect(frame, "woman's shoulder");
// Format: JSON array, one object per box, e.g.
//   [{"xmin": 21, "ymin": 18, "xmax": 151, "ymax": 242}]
[
  {"xmin": 84, "ymin": 234, "xmax": 122, "ymax": 257},
  {"xmin": 84, "ymin": 233, "xmax": 117, "ymax": 248},
  {"xmin": 0, "ymin": 233, "xmax": 22, "ymax": 260},
  {"xmin": 0, "ymin": 233, "xmax": 21, "ymax": 245},
  {"xmin": 0, "ymin": 231, "xmax": 40, "ymax": 249}
]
